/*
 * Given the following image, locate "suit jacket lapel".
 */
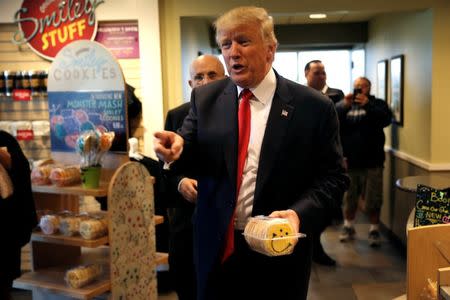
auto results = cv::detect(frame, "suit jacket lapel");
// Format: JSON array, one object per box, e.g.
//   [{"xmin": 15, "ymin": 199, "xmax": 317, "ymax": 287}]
[
  {"xmin": 220, "ymin": 80, "xmax": 239, "ymax": 192},
  {"xmin": 254, "ymin": 75, "xmax": 294, "ymax": 203}
]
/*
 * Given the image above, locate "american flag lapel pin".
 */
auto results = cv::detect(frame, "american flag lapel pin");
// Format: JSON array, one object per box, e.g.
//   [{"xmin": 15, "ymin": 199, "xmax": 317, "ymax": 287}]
[{"xmin": 281, "ymin": 109, "xmax": 289, "ymax": 117}]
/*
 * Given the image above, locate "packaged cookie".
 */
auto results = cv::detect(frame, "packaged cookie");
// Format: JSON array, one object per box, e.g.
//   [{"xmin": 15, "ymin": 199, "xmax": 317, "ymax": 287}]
[
  {"xmin": 243, "ymin": 216, "xmax": 305, "ymax": 256},
  {"xmin": 49, "ymin": 166, "xmax": 81, "ymax": 187},
  {"xmin": 39, "ymin": 214, "xmax": 60, "ymax": 235},
  {"xmin": 59, "ymin": 213, "xmax": 89, "ymax": 236},
  {"xmin": 39, "ymin": 211, "xmax": 72, "ymax": 235},
  {"xmin": 79, "ymin": 217, "xmax": 108, "ymax": 240},
  {"xmin": 31, "ymin": 164, "xmax": 53, "ymax": 185},
  {"xmin": 65, "ymin": 264, "xmax": 103, "ymax": 288}
]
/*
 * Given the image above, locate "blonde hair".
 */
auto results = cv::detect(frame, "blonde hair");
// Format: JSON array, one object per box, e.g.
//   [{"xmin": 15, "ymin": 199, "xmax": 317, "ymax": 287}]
[{"xmin": 214, "ymin": 6, "xmax": 278, "ymax": 47}]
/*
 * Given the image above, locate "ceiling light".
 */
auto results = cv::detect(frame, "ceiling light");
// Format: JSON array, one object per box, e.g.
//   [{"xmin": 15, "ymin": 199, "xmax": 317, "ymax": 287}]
[{"xmin": 309, "ymin": 13, "xmax": 327, "ymax": 19}]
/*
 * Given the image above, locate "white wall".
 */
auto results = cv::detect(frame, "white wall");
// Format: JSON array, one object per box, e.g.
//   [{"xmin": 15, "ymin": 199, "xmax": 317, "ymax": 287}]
[
  {"xmin": 180, "ymin": 17, "xmax": 215, "ymax": 101},
  {"xmin": 430, "ymin": 0, "xmax": 450, "ymax": 164},
  {"xmin": 366, "ymin": 10, "xmax": 432, "ymax": 162}
]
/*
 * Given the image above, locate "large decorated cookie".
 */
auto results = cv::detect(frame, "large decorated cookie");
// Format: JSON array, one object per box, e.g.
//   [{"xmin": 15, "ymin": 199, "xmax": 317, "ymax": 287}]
[{"xmin": 108, "ymin": 162, "xmax": 157, "ymax": 299}]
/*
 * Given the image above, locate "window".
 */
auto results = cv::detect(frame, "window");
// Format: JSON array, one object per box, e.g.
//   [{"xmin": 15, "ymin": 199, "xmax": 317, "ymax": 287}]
[
  {"xmin": 273, "ymin": 49, "xmax": 364, "ymax": 94},
  {"xmin": 218, "ymin": 49, "xmax": 365, "ymax": 94}
]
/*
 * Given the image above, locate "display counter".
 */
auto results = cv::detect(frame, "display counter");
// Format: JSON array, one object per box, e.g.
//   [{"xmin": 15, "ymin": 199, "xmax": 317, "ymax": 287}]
[{"xmin": 14, "ymin": 163, "xmax": 168, "ymax": 299}]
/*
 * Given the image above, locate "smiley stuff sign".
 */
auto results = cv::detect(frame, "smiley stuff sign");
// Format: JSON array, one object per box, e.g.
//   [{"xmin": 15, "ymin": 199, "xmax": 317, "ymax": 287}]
[{"xmin": 12, "ymin": 0, "xmax": 104, "ymax": 61}]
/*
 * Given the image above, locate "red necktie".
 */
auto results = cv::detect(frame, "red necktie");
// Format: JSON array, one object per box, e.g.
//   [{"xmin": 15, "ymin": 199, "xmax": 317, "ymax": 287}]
[{"xmin": 222, "ymin": 88, "xmax": 252, "ymax": 263}]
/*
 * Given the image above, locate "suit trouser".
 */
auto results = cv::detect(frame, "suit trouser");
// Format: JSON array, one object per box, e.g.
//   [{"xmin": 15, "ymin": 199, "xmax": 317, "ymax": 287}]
[{"xmin": 206, "ymin": 230, "xmax": 312, "ymax": 300}]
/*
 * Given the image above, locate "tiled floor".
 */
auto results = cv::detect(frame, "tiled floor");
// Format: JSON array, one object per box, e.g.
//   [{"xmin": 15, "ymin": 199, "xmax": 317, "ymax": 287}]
[
  {"xmin": 308, "ymin": 221, "xmax": 406, "ymax": 300},
  {"xmin": 12, "ymin": 217, "xmax": 406, "ymax": 300}
]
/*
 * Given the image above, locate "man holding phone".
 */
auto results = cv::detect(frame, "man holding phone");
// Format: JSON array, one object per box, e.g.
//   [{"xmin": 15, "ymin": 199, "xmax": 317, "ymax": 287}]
[{"xmin": 335, "ymin": 77, "xmax": 392, "ymax": 247}]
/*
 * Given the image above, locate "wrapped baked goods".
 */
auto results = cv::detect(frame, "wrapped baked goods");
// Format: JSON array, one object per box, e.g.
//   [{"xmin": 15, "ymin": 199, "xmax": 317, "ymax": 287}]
[
  {"xmin": 243, "ymin": 216, "xmax": 304, "ymax": 256},
  {"xmin": 0, "ymin": 163, "xmax": 13, "ymax": 199},
  {"xmin": 65, "ymin": 264, "xmax": 103, "ymax": 288},
  {"xmin": 79, "ymin": 217, "xmax": 108, "ymax": 240},
  {"xmin": 59, "ymin": 214, "xmax": 90, "ymax": 236},
  {"xmin": 39, "ymin": 211, "xmax": 72, "ymax": 234},
  {"xmin": 49, "ymin": 166, "xmax": 81, "ymax": 187},
  {"xmin": 39, "ymin": 214, "xmax": 61, "ymax": 235},
  {"xmin": 31, "ymin": 164, "xmax": 53, "ymax": 185},
  {"xmin": 32, "ymin": 158, "xmax": 54, "ymax": 168}
]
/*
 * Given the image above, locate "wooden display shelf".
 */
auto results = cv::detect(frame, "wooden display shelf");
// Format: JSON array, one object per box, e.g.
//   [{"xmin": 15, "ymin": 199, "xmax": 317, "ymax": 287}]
[
  {"xmin": 32, "ymin": 232, "xmax": 108, "ymax": 248},
  {"xmin": 32, "ymin": 183, "xmax": 108, "ymax": 197},
  {"xmin": 14, "ymin": 266, "xmax": 110, "ymax": 300},
  {"xmin": 31, "ymin": 215, "xmax": 163, "ymax": 248},
  {"xmin": 14, "ymin": 250, "xmax": 168, "ymax": 299}
]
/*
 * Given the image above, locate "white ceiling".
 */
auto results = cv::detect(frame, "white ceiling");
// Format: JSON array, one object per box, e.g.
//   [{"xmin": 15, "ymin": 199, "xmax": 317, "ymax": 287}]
[{"xmin": 272, "ymin": 11, "xmax": 380, "ymax": 24}]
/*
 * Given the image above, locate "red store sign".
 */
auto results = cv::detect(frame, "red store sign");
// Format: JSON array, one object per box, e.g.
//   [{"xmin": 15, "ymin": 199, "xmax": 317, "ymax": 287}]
[
  {"xmin": 16, "ymin": 129, "xmax": 34, "ymax": 141},
  {"xmin": 12, "ymin": 0, "xmax": 104, "ymax": 61}
]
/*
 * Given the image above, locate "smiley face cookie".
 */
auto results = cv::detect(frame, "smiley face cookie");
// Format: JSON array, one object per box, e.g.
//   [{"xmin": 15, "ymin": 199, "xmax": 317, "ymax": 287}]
[{"xmin": 244, "ymin": 216, "xmax": 300, "ymax": 256}]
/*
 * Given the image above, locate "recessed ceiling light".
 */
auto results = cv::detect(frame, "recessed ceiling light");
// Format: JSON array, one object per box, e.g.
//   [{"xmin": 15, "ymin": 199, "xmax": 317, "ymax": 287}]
[{"xmin": 309, "ymin": 13, "xmax": 327, "ymax": 19}]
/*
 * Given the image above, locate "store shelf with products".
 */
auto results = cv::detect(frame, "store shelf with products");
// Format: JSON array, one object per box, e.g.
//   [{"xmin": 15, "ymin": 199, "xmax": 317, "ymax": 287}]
[
  {"xmin": 31, "ymin": 231, "xmax": 109, "ymax": 248},
  {"xmin": 14, "ymin": 165, "xmax": 167, "ymax": 300},
  {"xmin": 32, "ymin": 183, "xmax": 109, "ymax": 197},
  {"xmin": 14, "ymin": 249, "xmax": 168, "ymax": 300},
  {"xmin": 0, "ymin": 93, "xmax": 50, "ymax": 162},
  {"xmin": 15, "ymin": 247, "xmax": 111, "ymax": 300}
]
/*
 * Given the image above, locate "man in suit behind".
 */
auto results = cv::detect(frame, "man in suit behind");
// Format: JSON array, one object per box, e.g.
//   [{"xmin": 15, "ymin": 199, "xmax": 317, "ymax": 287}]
[
  {"xmin": 305, "ymin": 60, "xmax": 345, "ymax": 104},
  {"xmin": 154, "ymin": 6, "xmax": 349, "ymax": 300},
  {"xmin": 304, "ymin": 59, "xmax": 345, "ymax": 266},
  {"xmin": 164, "ymin": 54, "xmax": 225, "ymax": 300}
]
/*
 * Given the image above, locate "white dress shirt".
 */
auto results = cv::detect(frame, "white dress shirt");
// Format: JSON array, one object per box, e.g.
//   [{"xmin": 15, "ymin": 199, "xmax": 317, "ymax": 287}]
[{"xmin": 234, "ymin": 68, "xmax": 276, "ymax": 230}]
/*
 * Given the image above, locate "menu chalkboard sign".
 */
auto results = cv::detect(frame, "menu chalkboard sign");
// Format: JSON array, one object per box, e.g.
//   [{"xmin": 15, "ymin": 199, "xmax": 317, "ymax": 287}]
[{"xmin": 414, "ymin": 184, "xmax": 450, "ymax": 227}]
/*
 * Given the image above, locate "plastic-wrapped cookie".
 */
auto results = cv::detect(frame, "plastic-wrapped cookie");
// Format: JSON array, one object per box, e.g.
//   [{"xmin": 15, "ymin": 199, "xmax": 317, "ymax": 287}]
[
  {"xmin": 243, "ymin": 216, "xmax": 305, "ymax": 256},
  {"xmin": 65, "ymin": 264, "xmax": 103, "ymax": 288},
  {"xmin": 79, "ymin": 218, "xmax": 108, "ymax": 240},
  {"xmin": 39, "ymin": 214, "xmax": 60, "ymax": 235},
  {"xmin": 59, "ymin": 214, "xmax": 90, "ymax": 236}
]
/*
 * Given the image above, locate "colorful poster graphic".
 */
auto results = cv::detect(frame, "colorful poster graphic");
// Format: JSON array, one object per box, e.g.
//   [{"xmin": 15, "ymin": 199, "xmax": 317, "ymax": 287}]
[
  {"xmin": 48, "ymin": 91, "xmax": 126, "ymax": 152},
  {"xmin": 95, "ymin": 22, "xmax": 140, "ymax": 59}
]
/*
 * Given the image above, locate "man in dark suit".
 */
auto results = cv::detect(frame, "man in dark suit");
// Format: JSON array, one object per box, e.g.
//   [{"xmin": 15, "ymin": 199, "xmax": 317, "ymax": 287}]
[
  {"xmin": 154, "ymin": 6, "xmax": 349, "ymax": 300},
  {"xmin": 304, "ymin": 59, "xmax": 346, "ymax": 266},
  {"xmin": 164, "ymin": 54, "xmax": 225, "ymax": 300},
  {"xmin": 305, "ymin": 60, "xmax": 345, "ymax": 104}
]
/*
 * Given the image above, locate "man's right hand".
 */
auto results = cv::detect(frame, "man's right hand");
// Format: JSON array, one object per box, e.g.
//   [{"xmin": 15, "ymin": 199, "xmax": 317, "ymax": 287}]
[
  {"xmin": 153, "ymin": 131, "xmax": 184, "ymax": 163},
  {"xmin": 343, "ymin": 93, "xmax": 353, "ymax": 107}
]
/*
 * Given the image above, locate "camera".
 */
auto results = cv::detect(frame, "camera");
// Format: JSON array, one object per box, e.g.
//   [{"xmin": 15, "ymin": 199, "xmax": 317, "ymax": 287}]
[{"xmin": 352, "ymin": 88, "xmax": 362, "ymax": 101}]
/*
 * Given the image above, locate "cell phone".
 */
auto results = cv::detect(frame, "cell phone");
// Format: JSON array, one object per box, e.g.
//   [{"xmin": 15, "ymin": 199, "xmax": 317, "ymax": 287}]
[{"xmin": 352, "ymin": 88, "xmax": 362, "ymax": 101}]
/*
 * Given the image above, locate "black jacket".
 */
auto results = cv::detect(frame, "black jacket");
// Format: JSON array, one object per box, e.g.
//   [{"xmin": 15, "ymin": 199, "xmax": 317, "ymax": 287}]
[
  {"xmin": 0, "ymin": 131, "xmax": 37, "ymax": 281},
  {"xmin": 336, "ymin": 95, "xmax": 392, "ymax": 169}
]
